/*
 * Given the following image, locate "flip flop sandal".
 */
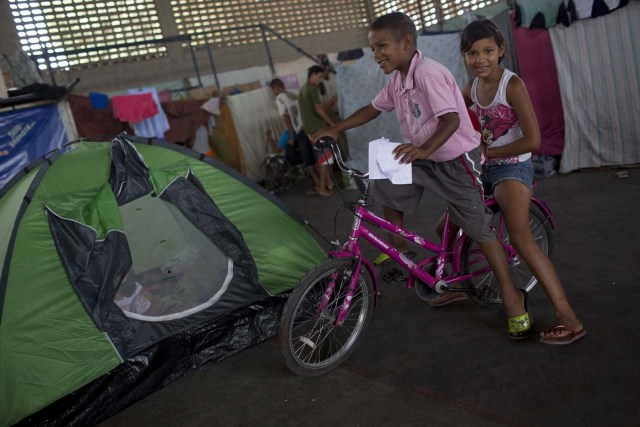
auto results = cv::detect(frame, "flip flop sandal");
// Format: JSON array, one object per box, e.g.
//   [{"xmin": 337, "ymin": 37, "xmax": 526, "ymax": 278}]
[{"xmin": 539, "ymin": 325, "xmax": 587, "ymax": 345}]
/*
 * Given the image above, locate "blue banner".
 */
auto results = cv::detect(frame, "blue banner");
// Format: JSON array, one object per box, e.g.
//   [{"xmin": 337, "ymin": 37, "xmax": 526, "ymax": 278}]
[{"xmin": 0, "ymin": 103, "xmax": 67, "ymax": 189}]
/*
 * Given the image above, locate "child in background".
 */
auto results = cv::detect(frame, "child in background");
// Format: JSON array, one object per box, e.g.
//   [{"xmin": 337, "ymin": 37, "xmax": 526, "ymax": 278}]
[
  {"xmin": 269, "ymin": 78, "xmax": 321, "ymax": 194},
  {"xmin": 312, "ymin": 12, "xmax": 532, "ymax": 340},
  {"xmin": 299, "ymin": 66, "xmax": 337, "ymax": 196},
  {"xmin": 460, "ymin": 19, "xmax": 585, "ymax": 344}
]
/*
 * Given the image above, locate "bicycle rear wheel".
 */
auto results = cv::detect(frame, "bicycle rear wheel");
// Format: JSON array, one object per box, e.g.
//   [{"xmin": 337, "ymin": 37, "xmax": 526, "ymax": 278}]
[
  {"xmin": 279, "ymin": 258, "xmax": 374, "ymax": 376},
  {"xmin": 461, "ymin": 202, "xmax": 554, "ymax": 306}
]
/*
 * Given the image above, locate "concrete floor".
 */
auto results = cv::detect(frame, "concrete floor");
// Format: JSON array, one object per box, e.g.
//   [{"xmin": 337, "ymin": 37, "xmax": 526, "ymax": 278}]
[{"xmin": 99, "ymin": 166, "xmax": 640, "ymax": 427}]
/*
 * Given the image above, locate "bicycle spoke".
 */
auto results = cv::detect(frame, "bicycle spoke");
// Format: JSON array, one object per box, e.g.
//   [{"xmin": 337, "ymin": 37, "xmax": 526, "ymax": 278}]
[
  {"xmin": 511, "ymin": 263, "xmax": 534, "ymax": 282},
  {"xmin": 292, "ymin": 279, "xmax": 342, "ymax": 357},
  {"xmin": 295, "ymin": 322, "xmax": 332, "ymax": 362},
  {"xmin": 280, "ymin": 259, "xmax": 375, "ymax": 375},
  {"xmin": 474, "ymin": 269, "xmax": 494, "ymax": 289}
]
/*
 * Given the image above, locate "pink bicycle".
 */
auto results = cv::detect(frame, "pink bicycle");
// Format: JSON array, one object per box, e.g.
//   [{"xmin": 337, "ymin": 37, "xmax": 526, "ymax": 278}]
[{"xmin": 279, "ymin": 138, "xmax": 554, "ymax": 376}]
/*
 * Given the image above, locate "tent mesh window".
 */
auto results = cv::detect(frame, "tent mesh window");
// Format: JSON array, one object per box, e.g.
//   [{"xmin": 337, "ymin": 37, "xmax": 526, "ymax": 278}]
[
  {"xmin": 7, "ymin": 0, "xmax": 165, "ymax": 70},
  {"xmin": 371, "ymin": 0, "xmax": 501, "ymax": 30},
  {"xmin": 117, "ymin": 194, "xmax": 234, "ymax": 321},
  {"xmin": 169, "ymin": 0, "xmax": 370, "ymax": 48}
]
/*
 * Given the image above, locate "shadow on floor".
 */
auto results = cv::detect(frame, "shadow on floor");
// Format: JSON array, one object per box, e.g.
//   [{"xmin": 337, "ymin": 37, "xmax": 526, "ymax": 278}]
[{"xmin": 100, "ymin": 168, "xmax": 640, "ymax": 427}]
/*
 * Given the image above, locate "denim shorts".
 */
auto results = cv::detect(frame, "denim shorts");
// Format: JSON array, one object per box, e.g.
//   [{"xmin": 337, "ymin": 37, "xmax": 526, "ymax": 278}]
[{"xmin": 482, "ymin": 159, "xmax": 534, "ymax": 195}]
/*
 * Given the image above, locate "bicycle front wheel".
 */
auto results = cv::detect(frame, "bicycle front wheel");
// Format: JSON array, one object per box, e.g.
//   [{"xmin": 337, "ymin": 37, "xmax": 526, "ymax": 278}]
[
  {"xmin": 461, "ymin": 202, "xmax": 554, "ymax": 306},
  {"xmin": 279, "ymin": 258, "xmax": 374, "ymax": 376}
]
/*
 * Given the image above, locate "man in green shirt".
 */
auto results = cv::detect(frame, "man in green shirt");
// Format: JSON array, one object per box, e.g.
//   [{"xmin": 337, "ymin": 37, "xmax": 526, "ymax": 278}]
[{"xmin": 299, "ymin": 65, "xmax": 336, "ymax": 196}]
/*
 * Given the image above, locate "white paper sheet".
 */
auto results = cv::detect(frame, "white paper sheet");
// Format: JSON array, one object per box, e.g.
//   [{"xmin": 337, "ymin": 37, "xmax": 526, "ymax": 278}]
[{"xmin": 368, "ymin": 138, "xmax": 412, "ymax": 184}]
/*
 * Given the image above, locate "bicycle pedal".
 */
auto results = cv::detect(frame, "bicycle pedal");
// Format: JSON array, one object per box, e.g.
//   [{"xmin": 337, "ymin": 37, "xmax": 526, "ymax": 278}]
[{"xmin": 381, "ymin": 267, "xmax": 407, "ymax": 283}]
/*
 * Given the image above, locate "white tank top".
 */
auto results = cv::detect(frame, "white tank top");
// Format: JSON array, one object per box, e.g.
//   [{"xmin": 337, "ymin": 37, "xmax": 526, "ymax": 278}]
[{"xmin": 471, "ymin": 69, "xmax": 531, "ymax": 165}]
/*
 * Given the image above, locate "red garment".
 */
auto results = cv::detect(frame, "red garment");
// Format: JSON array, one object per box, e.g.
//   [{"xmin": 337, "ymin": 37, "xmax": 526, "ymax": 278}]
[
  {"xmin": 112, "ymin": 93, "xmax": 158, "ymax": 124},
  {"xmin": 467, "ymin": 108, "xmax": 482, "ymax": 133},
  {"xmin": 317, "ymin": 149, "xmax": 334, "ymax": 166}
]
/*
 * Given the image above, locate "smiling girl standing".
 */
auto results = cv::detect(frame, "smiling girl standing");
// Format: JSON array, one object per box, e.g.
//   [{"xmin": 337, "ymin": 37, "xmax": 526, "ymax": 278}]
[{"xmin": 460, "ymin": 19, "xmax": 586, "ymax": 344}]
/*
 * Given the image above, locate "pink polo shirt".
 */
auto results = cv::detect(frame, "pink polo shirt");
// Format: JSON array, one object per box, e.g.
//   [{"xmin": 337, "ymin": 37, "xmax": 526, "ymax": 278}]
[{"xmin": 372, "ymin": 51, "xmax": 480, "ymax": 162}]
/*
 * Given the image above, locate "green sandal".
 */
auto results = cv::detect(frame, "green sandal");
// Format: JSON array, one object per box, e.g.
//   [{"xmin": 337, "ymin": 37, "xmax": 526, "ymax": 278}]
[
  {"xmin": 507, "ymin": 290, "xmax": 532, "ymax": 340},
  {"xmin": 373, "ymin": 251, "xmax": 416, "ymax": 266}
]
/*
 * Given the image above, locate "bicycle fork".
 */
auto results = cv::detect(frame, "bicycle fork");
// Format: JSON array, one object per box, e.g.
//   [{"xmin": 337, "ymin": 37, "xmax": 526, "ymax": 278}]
[{"xmin": 317, "ymin": 258, "xmax": 364, "ymax": 327}]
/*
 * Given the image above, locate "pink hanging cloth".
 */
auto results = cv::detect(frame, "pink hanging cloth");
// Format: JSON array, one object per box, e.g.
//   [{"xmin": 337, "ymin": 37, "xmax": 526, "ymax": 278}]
[
  {"xmin": 111, "ymin": 93, "xmax": 158, "ymax": 124},
  {"xmin": 511, "ymin": 13, "xmax": 565, "ymax": 155}
]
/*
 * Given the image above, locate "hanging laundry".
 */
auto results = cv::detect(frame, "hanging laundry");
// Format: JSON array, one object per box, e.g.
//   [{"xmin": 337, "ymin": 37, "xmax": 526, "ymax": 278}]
[
  {"xmin": 567, "ymin": 0, "xmax": 628, "ymax": 21},
  {"xmin": 112, "ymin": 92, "xmax": 158, "ymax": 124},
  {"xmin": 127, "ymin": 88, "xmax": 170, "ymax": 139},
  {"xmin": 89, "ymin": 92, "xmax": 109, "ymax": 110},
  {"xmin": 158, "ymin": 89, "xmax": 173, "ymax": 103},
  {"xmin": 201, "ymin": 97, "xmax": 221, "ymax": 115},
  {"xmin": 515, "ymin": 0, "xmax": 564, "ymax": 28}
]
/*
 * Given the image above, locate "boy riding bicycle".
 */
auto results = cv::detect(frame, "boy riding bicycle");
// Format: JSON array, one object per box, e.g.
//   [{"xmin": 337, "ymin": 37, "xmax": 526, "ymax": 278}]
[{"xmin": 311, "ymin": 12, "xmax": 531, "ymax": 340}]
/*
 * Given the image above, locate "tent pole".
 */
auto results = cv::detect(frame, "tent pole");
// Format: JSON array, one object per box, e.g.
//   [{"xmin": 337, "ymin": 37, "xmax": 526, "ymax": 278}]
[
  {"xmin": 203, "ymin": 33, "xmax": 220, "ymax": 90},
  {"xmin": 187, "ymin": 36, "xmax": 202, "ymax": 87}
]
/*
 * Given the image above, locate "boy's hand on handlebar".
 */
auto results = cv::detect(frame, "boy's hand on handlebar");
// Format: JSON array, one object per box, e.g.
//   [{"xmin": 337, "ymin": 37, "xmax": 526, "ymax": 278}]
[
  {"xmin": 310, "ymin": 127, "xmax": 338, "ymax": 143},
  {"xmin": 393, "ymin": 143, "xmax": 428, "ymax": 164}
]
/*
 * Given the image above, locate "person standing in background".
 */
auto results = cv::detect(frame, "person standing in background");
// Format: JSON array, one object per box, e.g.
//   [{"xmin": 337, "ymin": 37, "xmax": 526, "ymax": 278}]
[{"xmin": 299, "ymin": 65, "xmax": 337, "ymax": 196}]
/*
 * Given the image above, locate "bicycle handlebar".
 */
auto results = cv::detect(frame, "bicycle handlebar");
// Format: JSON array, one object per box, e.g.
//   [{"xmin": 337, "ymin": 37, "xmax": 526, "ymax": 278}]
[
  {"xmin": 315, "ymin": 136, "xmax": 430, "ymax": 175},
  {"xmin": 314, "ymin": 137, "xmax": 368, "ymax": 179}
]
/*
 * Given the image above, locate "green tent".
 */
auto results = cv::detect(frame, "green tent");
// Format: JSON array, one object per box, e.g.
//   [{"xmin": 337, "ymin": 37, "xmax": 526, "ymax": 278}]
[{"xmin": 0, "ymin": 135, "xmax": 325, "ymax": 426}]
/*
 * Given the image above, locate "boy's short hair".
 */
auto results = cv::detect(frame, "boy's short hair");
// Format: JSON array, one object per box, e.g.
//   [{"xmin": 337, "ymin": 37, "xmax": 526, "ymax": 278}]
[
  {"xmin": 269, "ymin": 78, "xmax": 285, "ymax": 89},
  {"xmin": 370, "ymin": 12, "xmax": 417, "ymax": 46},
  {"xmin": 307, "ymin": 65, "xmax": 325, "ymax": 79}
]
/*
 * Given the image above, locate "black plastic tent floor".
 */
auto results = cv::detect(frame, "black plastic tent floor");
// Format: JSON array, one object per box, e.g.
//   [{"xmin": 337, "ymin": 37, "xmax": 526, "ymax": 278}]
[{"xmin": 93, "ymin": 167, "xmax": 640, "ymax": 426}]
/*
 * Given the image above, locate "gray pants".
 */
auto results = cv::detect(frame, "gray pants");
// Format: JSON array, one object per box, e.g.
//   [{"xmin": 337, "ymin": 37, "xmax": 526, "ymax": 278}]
[{"xmin": 372, "ymin": 147, "xmax": 494, "ymax": 242}]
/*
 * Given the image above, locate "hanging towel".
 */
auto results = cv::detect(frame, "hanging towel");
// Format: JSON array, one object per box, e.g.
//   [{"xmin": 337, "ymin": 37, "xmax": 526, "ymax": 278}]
[
  {"xmin": 127, "ymin": 88, "xmax": 170, "ymax": 139},
  {"xmin": 89, "ymin": 92, "xmax": 109, "ymax": 110},
  {"xmin": 512, "ymin": 13, "xmax": 565, "ymax": 156},
  {"xmin": 201, "ymin": 97, "xmax": 221, "ymax": 115},
  {"xmin": 112, "ymin": 93, "xmax": 158, "ymax": 124},
  {"xmin": 515, "ymin": 0, "xmax": 563, "ymax": 28},
  {"xmin": 158, "ymin": 88, "xmax": 173, "ymax": 103}
]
